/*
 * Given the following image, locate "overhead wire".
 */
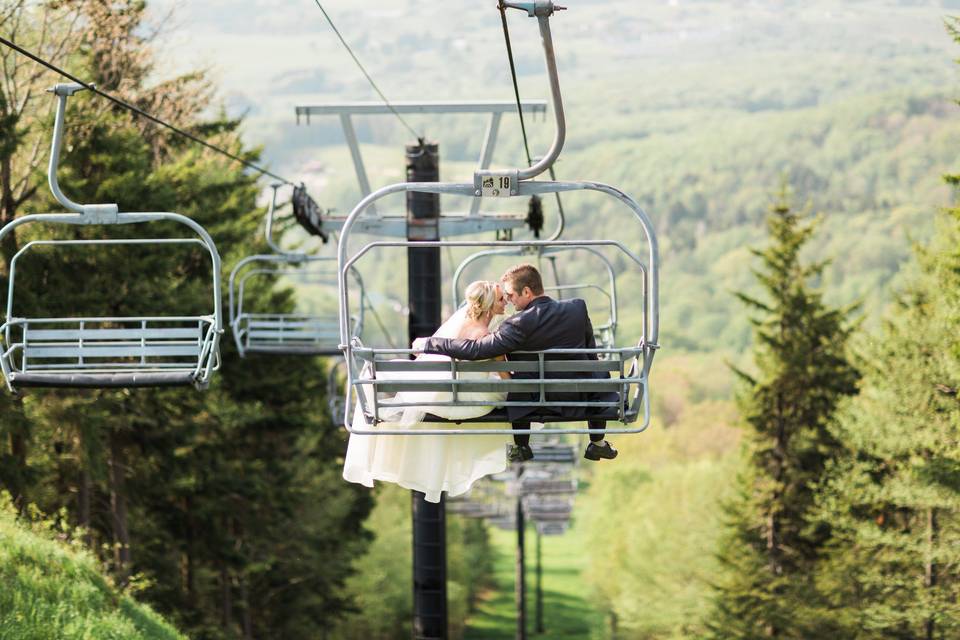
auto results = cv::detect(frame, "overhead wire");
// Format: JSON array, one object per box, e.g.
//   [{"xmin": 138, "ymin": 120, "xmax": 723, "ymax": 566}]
[
  {"xmin": 496, "ymin": 1, "xmax": 567, "ymax": 235},
  {"xmin": 311, "ymin": 0, "xmax": 421, "ymax": 140},
  {"xmin": 0, "ymin": 34, "xmax": 294, "ymax": 185},
  {"xmin": 497, "ymin": 2, "xmax": 534, "ymax": 168}
]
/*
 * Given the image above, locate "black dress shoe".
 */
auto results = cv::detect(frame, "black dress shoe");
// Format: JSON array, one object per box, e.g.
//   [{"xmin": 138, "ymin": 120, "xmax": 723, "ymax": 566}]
[
  {"xmin": 507, "ymin": 444, "xmax": 535, "ymax": 463},
  {"xmin": 584, "ymin": 440, "xmax": 618, "ymax": 461}
]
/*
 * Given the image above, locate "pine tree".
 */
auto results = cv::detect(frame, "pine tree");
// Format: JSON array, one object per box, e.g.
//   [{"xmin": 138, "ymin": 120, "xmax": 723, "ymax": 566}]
[
  {"xmin": 0, "ymin": 0, "xmax": 88, "ymax": 513},
  {"xmin": 1, "ymin": 2, "xmax": 373, "ymax": 637},
  {"xmin": 804, "ymin": 21, "xmax": 960, "ymax": 638},
  {"xmin": 809, "ymin": 214, "xmax": 960, "ymax": 638},
  {"xmin": 709, "ymin": 192, "xmax": 858, "ymax": 638}
]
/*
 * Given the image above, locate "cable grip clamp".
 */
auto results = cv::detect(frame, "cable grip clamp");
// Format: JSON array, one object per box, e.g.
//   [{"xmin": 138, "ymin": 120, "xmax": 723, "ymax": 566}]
[{"xmin": 500, "ymin": 0, "xmax": 566, "ymax": 17}]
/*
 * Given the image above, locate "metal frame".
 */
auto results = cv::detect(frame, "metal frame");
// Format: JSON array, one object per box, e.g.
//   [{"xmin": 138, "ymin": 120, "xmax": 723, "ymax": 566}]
[
  {"xmin": 294, "ymin": 101, "xmax": 557, "ymax": 238},
  {"xmin": 0, "ymin": 83, "xmax": 223, "ymax": 393},
  {"xmin": 452, "ymin": 245, "xmax": 618, "ymax": 349},
  {"xmin": 228, "ymin": 184, "xmax": 365, "ymax": 357},
  {"xmin": 336, "ymin": 1, "xmax": 660, "ymax": 435},
  {"xmin": 535, "ymin": 521, "xmax": 568, "ymax": 536}
]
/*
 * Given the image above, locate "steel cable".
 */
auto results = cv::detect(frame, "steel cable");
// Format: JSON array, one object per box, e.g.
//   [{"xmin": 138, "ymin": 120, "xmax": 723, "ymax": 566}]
[
  {"xmin": 0, "ymin": 34, "xmax": 294, "ymax": 185},
  {"xmin": 312, "ymin": 0, "xmax": 421, "ymax": 140},
  {"xmin": 496, "ymin": 3, "xmax": 567, "ymax": 238}
]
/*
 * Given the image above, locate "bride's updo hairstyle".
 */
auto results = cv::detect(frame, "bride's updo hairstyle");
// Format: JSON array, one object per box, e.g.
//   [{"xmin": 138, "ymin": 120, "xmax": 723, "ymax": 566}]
[{"xmin": 464, "ymin": 280, "xmax": 499, "ymax": 321}]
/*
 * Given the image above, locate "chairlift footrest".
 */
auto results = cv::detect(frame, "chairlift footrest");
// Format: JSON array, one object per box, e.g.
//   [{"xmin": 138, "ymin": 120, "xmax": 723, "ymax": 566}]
[
  {"xmin": 396, "ymin": 405, "xmax": 626, "ymax": 424},
  {"xmin": 10, "ymin": 371, "xmax": 200, "ymax": 389},
  {"xmin": 243, "ymin": 345, "xmax": 342, "ymax": 356}
]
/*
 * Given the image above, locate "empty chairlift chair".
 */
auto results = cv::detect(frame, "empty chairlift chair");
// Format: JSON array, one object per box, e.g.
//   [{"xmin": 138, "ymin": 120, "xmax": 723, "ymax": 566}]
[
  {"xmin": 229, "ymin": 184, "xmax": 365, "ymax": 357},
  {"xmin": 336, "ymin": 1, "xmax": 659, "ymax": 437},
  {"xmin": 0, "ymin": 84, "xmax": 223, "ymax": 392}
]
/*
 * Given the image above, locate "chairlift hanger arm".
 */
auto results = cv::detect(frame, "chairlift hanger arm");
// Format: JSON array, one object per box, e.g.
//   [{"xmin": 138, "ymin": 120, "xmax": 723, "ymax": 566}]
[
  {"xmin": 501, "ymin": 1, "xmax": 567, "ymax": 18},
  {"xmin": 476, "ymin": 1, "xmax": 566, "ymax": 190},
  {"xmin": 264, "ymin": 182, "xmax": 302, "ymax": 256},
  {"xmin": 46, "ymin": 84, "xmax": 120, "ymax": 220}
]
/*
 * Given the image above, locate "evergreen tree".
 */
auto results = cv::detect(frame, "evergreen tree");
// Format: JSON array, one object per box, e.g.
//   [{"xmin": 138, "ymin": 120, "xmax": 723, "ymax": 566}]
[
  {"xmin": 1, "ymin": 2, "xmax": 373, "ymax": 638},
  {"xmin": 0, "ymin": 0, "xmax": 88, "ymax": 513},
  {"xmin": 709, "ymin": 192, "xmax": 858, "ymax": 638},
  {"xmin": 807, "ymin": 25, "xmax": 960, "ymax": 630}
]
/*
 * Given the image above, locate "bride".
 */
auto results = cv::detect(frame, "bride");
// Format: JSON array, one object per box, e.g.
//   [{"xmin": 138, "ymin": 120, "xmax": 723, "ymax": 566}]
[{"xmin": 342, "ymin": 280, "xmax": 513, "ymax": 502}]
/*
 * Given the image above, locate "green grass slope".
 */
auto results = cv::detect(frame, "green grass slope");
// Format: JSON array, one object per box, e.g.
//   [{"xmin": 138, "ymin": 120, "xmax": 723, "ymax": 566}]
[
  {"xmin": 464, "ymin": 525, "xmax": 606, "ymax": 639},
  {"xmin": 0, "ymin": 506, "xmax": 184, "ymax": 640}
]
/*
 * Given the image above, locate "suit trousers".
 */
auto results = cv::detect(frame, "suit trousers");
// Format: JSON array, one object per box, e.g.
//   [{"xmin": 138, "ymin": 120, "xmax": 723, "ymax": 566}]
[{"xmin": 512, "ymin": 419, "xmax": 606, "ymax": 447}]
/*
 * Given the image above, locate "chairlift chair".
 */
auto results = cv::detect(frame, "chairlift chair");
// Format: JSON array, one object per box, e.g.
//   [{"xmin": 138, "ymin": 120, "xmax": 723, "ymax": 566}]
[
  {"xmin": 520, "ymin": 478, "xmax": 577, "ymax": 496},
  {"xmin": 0, "ymin": 84, "xmax": 223, "ymax": 393},
  {"xmin": 228, "ymin": 184, "xmax": 366, "ymax": 357},
  {"xmin": 535, "ymin": 521, "xmax": 568, "ymax": 536},
  {"xmin": 336, "ymin": 1, "xmax": 659, "ymax": 437},
  {"xmin": 446, "ymin": 501, "xmax": 508, "ymax": 519},
  {"xmin": 522, "ymin": 496, "xmax": 574, "ymax": 522}
]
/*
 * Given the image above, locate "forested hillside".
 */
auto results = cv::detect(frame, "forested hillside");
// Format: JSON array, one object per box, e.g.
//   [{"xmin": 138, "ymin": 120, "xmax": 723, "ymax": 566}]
[
  {"xmin": 4, "ymin": 0, "xmax": 960, "ymax": 638},
  {"xmin": 0, "ymin": 3, "xmax": 374, "ymax": 638},
  {"xmin": 226, "ymin": 0, "xmax": 960, "ymax": 353}
]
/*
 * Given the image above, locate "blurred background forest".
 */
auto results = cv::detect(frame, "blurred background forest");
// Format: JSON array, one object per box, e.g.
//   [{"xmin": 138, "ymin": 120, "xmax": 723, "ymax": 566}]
[{"xmin": 2, "ymin": 0, "xmax": 960, "ymax": 638}]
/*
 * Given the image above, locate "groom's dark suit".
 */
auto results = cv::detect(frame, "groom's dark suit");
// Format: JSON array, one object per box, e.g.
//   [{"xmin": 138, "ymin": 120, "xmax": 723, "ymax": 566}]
[{"xmin": 421, "ymin": 296, "xmax": 611, "ymax": 445}]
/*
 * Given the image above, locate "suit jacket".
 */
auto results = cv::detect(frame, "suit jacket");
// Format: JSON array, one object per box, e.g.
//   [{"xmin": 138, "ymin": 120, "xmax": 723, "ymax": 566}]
[{"xmin": 422, "ymin": 296, "xmax": 609, "ymax": 422}]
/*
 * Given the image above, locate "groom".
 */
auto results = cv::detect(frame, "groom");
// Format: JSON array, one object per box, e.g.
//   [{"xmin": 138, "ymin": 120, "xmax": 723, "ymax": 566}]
[{"xmin": 414, "ymin": 263, "xmax": 619, "ymax": 463}]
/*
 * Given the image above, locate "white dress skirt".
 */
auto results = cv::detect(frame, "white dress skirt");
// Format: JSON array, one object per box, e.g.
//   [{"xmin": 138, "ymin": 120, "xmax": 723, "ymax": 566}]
[{"xmin": 342, "ymin": 353, "xmax": 513, "ymax": 503}]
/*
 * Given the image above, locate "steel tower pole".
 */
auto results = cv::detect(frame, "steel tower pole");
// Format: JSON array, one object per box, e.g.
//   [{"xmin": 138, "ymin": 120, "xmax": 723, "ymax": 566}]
[
  {"xmin": 516, "ymin": 466, "xmax": 527, "ymax": 640},
  {"xmin": 407, "ymin": 141, "xmax": 448, "ymax": 640}
]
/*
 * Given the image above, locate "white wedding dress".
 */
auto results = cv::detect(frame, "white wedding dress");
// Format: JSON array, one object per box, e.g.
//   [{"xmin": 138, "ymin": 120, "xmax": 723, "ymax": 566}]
[{"xmin": 342, "ymin": 308, "xmax": 513, "ymax": 503}]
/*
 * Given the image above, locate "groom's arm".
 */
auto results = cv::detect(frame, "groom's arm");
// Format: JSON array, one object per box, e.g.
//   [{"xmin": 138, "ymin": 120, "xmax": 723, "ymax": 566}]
[
  {"xmin": 421, "ymin": 315, "xmax": 527, "ymax": 360},
  {"xmin": 585, "ymin": 315, "xmax": 599, "ymax": 361}
]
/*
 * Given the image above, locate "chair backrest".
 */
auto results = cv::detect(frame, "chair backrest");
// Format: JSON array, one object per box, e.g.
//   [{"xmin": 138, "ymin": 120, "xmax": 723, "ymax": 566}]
[
  {"xmin": 21, "ymin": 321, "xmax": 206, "ymax": 369},
  {"xmin": 239, "ymin": 314, "xmax": 342, "ymax": 355},
  {"xmin": 346, "ymin": 345, "xmax": 648, "ymax": 435}
]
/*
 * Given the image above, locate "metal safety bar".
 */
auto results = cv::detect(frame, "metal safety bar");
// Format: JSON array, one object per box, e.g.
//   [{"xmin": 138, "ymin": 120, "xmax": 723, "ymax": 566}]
[{"xmin": 343, "ymin": 342, "xmax": 650, "ymax": 436}]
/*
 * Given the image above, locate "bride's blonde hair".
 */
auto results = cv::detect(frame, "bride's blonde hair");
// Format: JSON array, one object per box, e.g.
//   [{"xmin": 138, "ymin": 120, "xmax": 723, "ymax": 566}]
[{"xmin": 464, "ymin": 280, "xmax": 499, "ymax": 321}]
